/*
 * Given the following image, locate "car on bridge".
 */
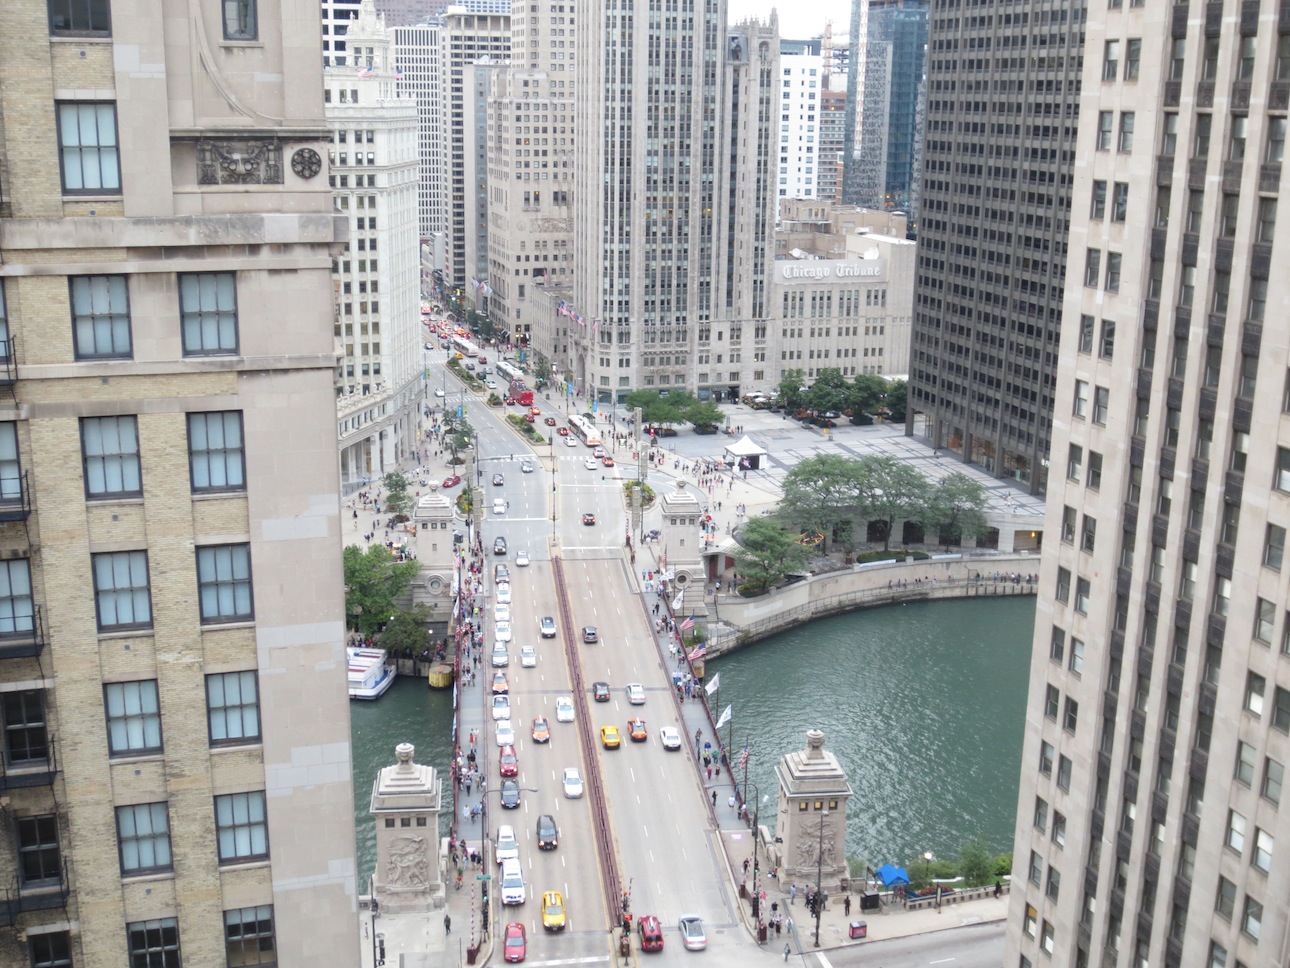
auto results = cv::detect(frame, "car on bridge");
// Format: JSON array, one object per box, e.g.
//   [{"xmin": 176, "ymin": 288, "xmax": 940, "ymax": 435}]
[
  {"xmin": 495, "ymin": 564, "xmax": 510, "ymax": 582},
  {"xmin": 600, "ymin": 725, "xmax": 621, "ymax": 748},
  {"xmin": 555, "ymin": 696, "xmax": 574, "ymax": 722},
  {"xmin": 562, "ymin": 767, "xmax": 584, "ymax": 798},
  {"xmin": 678, "ymin": 916, "xmax": 706, "ymax": 951},
  {"xmin": 492, "ymin": 644, "xmax": 509, "ymax": 667},
  {"xmin": 495, "ymin": 825, "xmax": 519, "ymax": 865},
  {"xmin": 582, "ymin": 626, "xmax": 598, "ymax": 643},
  {"xmin": 494, "ymin": 536, "xmax": 508, "ymax": 555},
  {"xmin": 637, "ymin": 915, "xmax": 664, "ymax": 952},
  {"xmin": 498, "ymin": 745, "xmax": 519, "ymax": 777},
  {"xmin": 628, "ymin": 718, "xmax": 647, "ymax": 742},
  {"xmin": 592, "ymin": 681, "xmax": 610, "ymax": 702},
  {"xmin": 541, "ymin": 891, "xmax": 566, "ymax": 931},
  {"xmin": 500, "ymin": 779, "xmax": 521, "ymax": 809},
  {"xmin": 503, "ymin": 922, "xmax": 526, "ymax": 962},
  {"xmin": 493, "ymin": 472, "xmax": 505, "ymax": 486},
  {"xmin": 495, "ymin": 621, "xmax": 513, "ymax": 643},
  {"xmin": 659, "ymin": 727, "xmax": 681, "ymax": 751},
  {"xmin": 582, "ymin": 513, "xmax": 597, "ymax": 526},
  {"xmin": 497, "ymin": 583, "xmax": 512, "ymax": 605},
  {"xmin": 536, "ymin": 814, "xmax": 559, "ymax": 850},
  {"xmin": 540, "ymin": 616, "xmax": 557, "ymax": 638},
  {"xmin": 531, "ymin": 716, "xmax": 551, "ymax": 743},
  {"xmin": 626, "ymin": 682, "xmax": 646, "ymax": 704},
  {"xmin": 491, "ymin": 672, "xmax": 508, "ymax": 694},
  {"xmin": 520, "ymin": 645, "xmax": 537, "ymax": 668},
  {"xmin": 491, "ymin": 695, "xmax": 511, "ymax": 720},
  {"xmin": 516, "ymin": 550, "xmax": 530, "ymax": 567},
  {"xmin": 521, "ymin": 459, "xmax": 535, "ymax": 472},
  {"xmin": 495, "ymin": 720, "xmax": 515, "ymax": 746}
]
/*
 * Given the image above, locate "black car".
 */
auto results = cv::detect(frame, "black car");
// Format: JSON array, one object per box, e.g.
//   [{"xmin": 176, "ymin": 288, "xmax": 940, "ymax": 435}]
[
  {"xmin": 494, "ymin": 537, "xmax": 508, "ymax": 555},
  {"xmin": 493, "ymin": 473, "xmax": 505, "ymax": 486},
  {"xmin": 536, "ymin": 813, "xmax": 559, "ymax": 850},
  {"xmin": 592, "ymin": 681, "xmax": 610, "ymax": 702},
  {"xmin": 500, "ymin": 779, "xmax": 521, "ymax": 809}
]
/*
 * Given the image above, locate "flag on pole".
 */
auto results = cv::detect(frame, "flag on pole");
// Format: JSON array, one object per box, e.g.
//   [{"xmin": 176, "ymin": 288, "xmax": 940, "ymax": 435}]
[
  {"xmin": 739, "ymin": 746, "xmax": 750, "ymax": 770},
  {"xmin": 715, "ymin": 704, "xmax": 732, "ymax": 729},
  {"xmin": 679, "ymin": 614, "xmax": 696, "ymax": 632},
  {"xmin": 671, "ymin": 591, "xmax": 684, "ymax": 611},
  {"xmin": 705, "ymin": 672, "xmax": 720, "ymax": 695},
  {"xmin": 686, "ymin": 643, "xmax": 705, "ymax": 661},
  {"xmin": 356, "ymin": 66, "xmax": 374, "ymax": 78}
]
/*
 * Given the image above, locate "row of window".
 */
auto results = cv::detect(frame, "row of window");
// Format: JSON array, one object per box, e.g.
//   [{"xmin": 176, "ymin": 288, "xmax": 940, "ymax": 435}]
[
  {"xmin": 0, "ymin": 273, "xmax": 239, "ymax": 360},
  {"xmin": 26, "ymin": 907, "xmax": 273, "ymax": 968},
  {"xmin": 50, "ymin": 0, "xmax": 257, "ymax": 43}
]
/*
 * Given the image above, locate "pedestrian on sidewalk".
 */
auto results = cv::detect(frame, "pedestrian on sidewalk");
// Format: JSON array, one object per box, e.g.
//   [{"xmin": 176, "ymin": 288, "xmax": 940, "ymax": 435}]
[
  {"xmin": 790, "ymin": 883, "xmax": 797, "ymax": 905},
  {"xmin": 783, "ymin": 943, "xmax": 791, "ymax": 961},
  {"xmin": 728, "ymin": 794, "xmax": 737, "ymax": 811},
  {"xmin": 444, "ymin": 914, "xmax": 451, "ymax": 935},
  {"xmin": 711, "ymin": 790, "xmax": 717, "ymax": 807},
  {"xmin": 843, "ymin": 895, "xmax": 851, "ymax": 917}
]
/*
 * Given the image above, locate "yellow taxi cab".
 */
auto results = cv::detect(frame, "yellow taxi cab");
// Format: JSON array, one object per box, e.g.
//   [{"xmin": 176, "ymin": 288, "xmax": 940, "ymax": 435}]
[
  {"xmin": 600, "ymin": 725, "xmax": 621, "ymax": 749},
  {"xmin": 541, "ymin": 890, "xmax": 566, "ymax": 931}
]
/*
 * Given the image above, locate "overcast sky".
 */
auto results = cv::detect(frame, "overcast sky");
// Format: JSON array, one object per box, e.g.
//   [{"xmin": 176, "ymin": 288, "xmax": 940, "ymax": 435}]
[{"xmin": 727, "ymin": 0, "xmax": 852, "ymax": 41}]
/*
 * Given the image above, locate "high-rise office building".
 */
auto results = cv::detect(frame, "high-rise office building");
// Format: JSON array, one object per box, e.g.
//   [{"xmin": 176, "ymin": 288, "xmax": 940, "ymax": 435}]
[
  {"xmin": 1006, "ymin": 17, "xmax": 1289, "ymax": 968},
  {"xmin": 852, "ymin": 0, "xmax": 927, "ymax": 227},
  {"xmin": 327, "ymin": 0, "xmax": 424, "ymax": 487},
  {"xmin": 0, "ymin": 0, "xmax": 359, "ymax": 964},
  {"xmin": 567, "ymin": 11, "xmax": 778, "ymax": 404},
  {"xmin": 817, "ymin": 86, "xmax": 850, "ymax": 206},
  {"xmin": 394, "ymin": 23, "xmax": 444, "ymax": 241},
  {"xmin": 778, "ymin": 41, "xmax": 826, "ymax": 204},
  {"xmin": 482, "ymin": 0, "xmax": 576, "ymax": 354},
  {"xmin": 906, "ymin": 1, "xmax": 1085, "ymax": 496}
]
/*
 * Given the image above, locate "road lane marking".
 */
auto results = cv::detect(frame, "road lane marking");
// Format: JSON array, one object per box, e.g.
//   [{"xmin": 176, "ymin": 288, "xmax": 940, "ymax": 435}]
[{"xmin": 929, "ymin": 959, "xmax": 956, "ymax": 964}]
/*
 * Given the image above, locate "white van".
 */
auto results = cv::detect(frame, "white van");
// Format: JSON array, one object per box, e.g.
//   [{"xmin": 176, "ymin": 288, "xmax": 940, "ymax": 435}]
[
  {"xmin": 495, "ymin": 824, "xmax": 519, "ymax": 865},
  {"xmin": 500, "ymin": 858, "xmax": 526, "ymax": 905}
]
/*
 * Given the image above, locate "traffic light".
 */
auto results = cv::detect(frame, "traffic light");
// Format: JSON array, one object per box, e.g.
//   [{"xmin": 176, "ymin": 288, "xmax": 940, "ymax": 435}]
[{"xmin": 621, "ymin": 913, "xmax": 632, "ymax": 933}]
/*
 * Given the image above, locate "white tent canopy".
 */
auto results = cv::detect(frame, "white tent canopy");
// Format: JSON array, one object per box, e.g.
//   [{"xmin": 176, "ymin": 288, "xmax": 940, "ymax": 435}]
[{"xmin": 723, "ymin": 435, "xmax": 767, "ymax": 458}]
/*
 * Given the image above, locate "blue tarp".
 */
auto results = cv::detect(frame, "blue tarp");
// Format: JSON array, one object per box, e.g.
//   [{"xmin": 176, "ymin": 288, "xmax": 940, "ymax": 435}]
[{"xmin": 875, "ymin": 864, "xmax": 910, "ymax": 887}]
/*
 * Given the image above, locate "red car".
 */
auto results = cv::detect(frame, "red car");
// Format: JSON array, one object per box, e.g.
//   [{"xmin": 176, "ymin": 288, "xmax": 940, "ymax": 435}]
[
  {"xmin": 498, "ymin": 744, "xmax": 519, "ymax": 777},
  {"xmin": 503, "ymin": 922, "xmax": 526, "ymax": 962},
  {"xmin": 505, "ymin": 397, "xmax": 518, "ymax": 406},
  {"xmin": 525, "ymin": 414, "xmax": 536, "ymax": 423},
  {"xmin": 442, "ymin": 475, "xmax": 462, "ymax": 488},
  {"xmin": 545, "ymin": 417, "xmax": 557, "ymax": 426},
  {"xmin": 558, "ymin": 427, "xmax": 570, "ymax": 436},
  {"xmin": 602, "ymin": 457, "xmax": 615, "ymax": 467},
  {"xmin": 478, "ymin": 355, "xmax": 488, "ymax": 364}
]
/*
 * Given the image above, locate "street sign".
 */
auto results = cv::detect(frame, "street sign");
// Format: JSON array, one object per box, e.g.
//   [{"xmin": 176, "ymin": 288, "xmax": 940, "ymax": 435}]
[{"xmin": 476, "ymin": 874, "xmax": 492, "ymax": 881}]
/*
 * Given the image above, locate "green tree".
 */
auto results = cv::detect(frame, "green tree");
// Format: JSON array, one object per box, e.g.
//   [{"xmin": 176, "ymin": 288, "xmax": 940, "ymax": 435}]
[
  {"xmin": 805, "ymin": 367, "xmax": 849, "ymax": 414},
  {"xmin": 924, "ymin": 472, "xmax": 990, "ymax": 549},
  {"xmin": 846, "ymin": 373, "xmax": 888, "ymax": 418},
  {"xmin": 625, "ymin": 389, "xmax": 692, "ymax": 427},
  {"xmin": 343, "ymin": 545, "xmax": 421, "ymax": 636},
  {"xmin": 685, "ymin": 400, "xmax": 724, "ymax": 429},
  {"xmin": 852, "ymin": 455, "xmax": 930, "ymax": 551},
  {"xmin": 777, "ymin": 369, "xmax": 807, "ymax": 410},
  {"xmin": 445, "ymin": 418, "xmax": 475, "ymax": 465},
  {"xmin": 779, "ymin": 453, "xmax": 864, "ymax": 552},
  {"xmin": 884, "ymin": 378, "xmax": 908, "ymax": 421},
  {"xmin": 733, "ymin": 517, "xmax": 809, "ymax": 594},
  {"xmin": 380, "ymin": 604, "xmax": 434, "ymax": 655},
  {"xmin": 383, "ymin": 471, "xmax": 413, "ymax": 519},
  {"xmin": 533, "ymin": 358, "xmax": 552, "ymax": 381},
  {"xmin": 958, "ymin": 836, "xmax": 994, "ymax": 887}
]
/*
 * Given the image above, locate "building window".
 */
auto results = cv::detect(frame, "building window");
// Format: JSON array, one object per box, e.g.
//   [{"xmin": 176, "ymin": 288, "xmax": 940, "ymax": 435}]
[
  {"xmin": 0, "ymin": 558, "xmax": 35, "ymax": 639},
  {"xmin": 1090, "ymin": 182, "xmax": 1107, "ymax": 219},
  {"xmin": 1103, "ymin": 40, "xmax": 1120, "ymax": 80},
  {"xmin": 1277, "ymin": 447, "xmax": 1290, "ymax": 492},
  {"xmin": 1216, "ymin": 875, "xmax": 1236, "ymax": 918},
  {"xmin": 127, "ymin": 919, "xmax": 181, "ymax": 968},
  {"xmin": 1097, "ymin": 111, "xmax": 1114, "ymax": 150},
  {"xmin": 81, "ymin": 415, "xmax": 141, "ymax": 498},
  {"xmin": 1057, "ymin": 755, "xmax": 1072, "ymax": 791},
  {"xmin": 1056, "ymin": 567, "xmax": 1071, "ymax": 603},
  {"xmin": 28, "ymin": 932, "xmax": 73, "ymax": 968},
  {"xmin": 1111, "ymin": 183, "xmax": 1128, "ymax": 222},
  {"xmin": 1045, "ymin": 684, "xmax": 1060, "ymax": 720},
  {"xmin": 16, "ymin": 815, "xmax": 61, "ymax": 889},
  {"xmin": 92, "ymin": 550, "xmax": 152, "ymax": 630},
  {"xmin": 56, "ymin": 102, "xmax": 120, "ymax": 194},
  {"xmin": 1230, "ymin": 115, "xmax": 1249, "ymax": 161},
  {"xmin": 1040, "ymin": 741, "xmax": 1054, "ymax": 775},
  {"xmin": 1085, "ymin": 249, "xmax": 1102, "ymax": 288},
  {"xmin": 225, "ymin": 905, "xmax": 275, "ymax": 966},
  {"xmin": 1075, "ymin": 578, "xmax": 1091, "ymax": 615},
  {"xmin": 207, "ymin": 671, "xmax": 261, "ymax": 745},
  {"xmin": 1028, "ymin": 850, "xmax": 1043, "ymax": 884},
  {"xmin": 1073, "ymin": 381, "xmax": 1089, "ymax": 418},
  {"xmin": 215, "ymin": 791, "xmax": 269, "ymax": 863},
  {"xmin": 1236, "ymin": 740, "xmax": 1257, "ymax": 786},
  {"xmin": 71, "ymin": 275, "xmax": 132, "ymax": 359},
  {"xmin": 1, "ymin": 690, "xmax": 48, "ymax": 765},
  {"xmin": 1241, "ymin": 896, "xmax": 1262, "ymax": 940},
  {"xmin": 1208, "ymin": 942, "xmax": 1228, "ymax": 968},
  {"xmin": 1063, "ymin": 697, "xmax": 1080, "ymax": 732},
  {"xmin": 180, "ymin": 272, "xmax": 239, "ymax": 356},
  {"xmin": 1069, "ymin": 638, "xmax": 1085, "ymax": 675},
  {"xmin": 1226, "ymin": 809, "xmax": 1247, "ymax": 852},
  {"xmin": 188, "ymin": 412, "xmax": 245, "ymax": 492},
  {"xmin": 1052, "ymin": 812, "xmax": 1066, "ymax": 846},
  {"xmin": 104, "ymin": 680, "xmax": 162, "ymax": 756},
  {"xmin": 223, "ymin": 0, "xmax": 257, "ymax": 39},
  {"xmin": 1195, "ymin": 114, "xmax": 1213, "ymax": 157},
  {"xmin": 49, "ymin": 0, "xmax": 111, "ymax": 33},
  {"xmin": 1267, "ymin": 117, "xmax": 1286, "ymax": 163},
  {"xmin": 1093, "ymin": 386, "xmax": 1110, "ymax": 425},
  {"xmin": 197, "ymin": 544, "xmax": 253, "ymax": 623},
  {"xmin": 116, "ymin": 802, "xmax": 173, "ymax": 874},
  {"xmin": 1105, "ymin": 253, "xmax": 1122, "ymax": 293},
  {"xmin": 1118, "ymin": 112, "xmax": 1135, "ymax": 152},
  {"xmin": 1274, "ymin": 685, "xmax": 1290, "ymax": 732},
  {"xmin": 1254, "ymin": 597, "xmax": 1275, "ymax": 643},
  {"xmin": 1264, "ymin": 524, "xmax": 1285, "ymax": 570},
  {"xmin": 1125, "ymin": 38, "xmax": 1141, "ymax": 79},
  {"xmin": 1252, "ymin": 828, "xmax": 1273, "ymax": 872},
  {"xmin": 1264, "ymin": 757, "xmax": 1284, "ymax": 803},
  {"xmin": 1099, "ymin": 321, "xmax": 1116, "ymax": 359}
]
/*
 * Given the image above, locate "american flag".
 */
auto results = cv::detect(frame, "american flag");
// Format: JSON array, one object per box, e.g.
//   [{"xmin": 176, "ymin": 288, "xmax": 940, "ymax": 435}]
[
  {"xmin": 739, "ymin": 747, "xmax": 750, "ymax": 769},
  {"xmin": 686, "ymin": 644, "xmax": 705, "ymax": 661},
  {"xmin": 679, "ymin": 614, "xmax": 695, "ymax": 632},
  {"xmin": 394, "ymin": 68, "xmax": 404, "ymax": 79},
  {"xmin": 356, "ymin": 66, "xmax": 374, "ymax": 78}
]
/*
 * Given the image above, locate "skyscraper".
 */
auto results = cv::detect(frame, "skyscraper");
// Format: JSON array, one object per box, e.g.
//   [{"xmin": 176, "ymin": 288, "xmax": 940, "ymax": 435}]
[
  {"xmin": 851, "ymin": 0, "xmax": 927, "ymax": 227},
  {"xmin": 1007, "ymin": 18, "xmax": 1289, "ymax": 968},
  {"xmin": 907, "ymin": 1, "xmax": 1086, "ymax": 495},
  {"xmin": 328, "ymin": 0, "xmax": 425, "ymax": 487},
  {"xmin": 0, "ymin": 0, "xmax": 359, "ymax": 963},
  {"xmin": 568, "ymin": 8, "xmax": 778, "ymax": 404},
  {"xmin": 778, "ymin": 41, "xmax": 826, "ymax": 204}
]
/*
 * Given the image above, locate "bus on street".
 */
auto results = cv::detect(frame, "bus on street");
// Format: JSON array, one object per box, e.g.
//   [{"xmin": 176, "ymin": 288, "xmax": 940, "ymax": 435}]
[{"xmin": 567, "ymin": 413, "xmax": 601, "ymax": 447}]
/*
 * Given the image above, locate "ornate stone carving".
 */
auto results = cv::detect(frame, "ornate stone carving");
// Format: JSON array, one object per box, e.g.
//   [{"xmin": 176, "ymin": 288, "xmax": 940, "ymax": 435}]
[
  {"xmin": 385, "ymin": 835, "xmax": 430, "ymax": 888},
  {"xmin": 197, "ymin": 139, "xmax": 284, "ymax": 185},
  {"xmin": 292, "ymin": 147, "xmax": 322, "ymax": 179}
]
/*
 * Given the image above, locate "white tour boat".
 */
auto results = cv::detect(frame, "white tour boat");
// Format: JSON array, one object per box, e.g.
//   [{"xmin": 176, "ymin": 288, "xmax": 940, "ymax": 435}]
[{"xmin": 347, "ymin": 647, "xmax": 396, "ymax": 700}]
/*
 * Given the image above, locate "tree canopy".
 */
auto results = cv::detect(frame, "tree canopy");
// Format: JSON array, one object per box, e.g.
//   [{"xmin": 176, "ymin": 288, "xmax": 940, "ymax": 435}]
[
  {"xmin": 924, "ymin": 472, "xmax": 990, "ymax": 549},
  {"xmin": 805, "ymin": 368, "xmax": 849, "ymax": 414},
  {"xmin": 383, "ymin": 471, "xmax": 413, "ymax": 519},
  {"xmin": 734, "ymin": 517, "xmax": 810, "ymax": 594},
  {"xmin": 777, "ymin": 369, "xmax": 807, "ymax": 410},
  {"xmin": 853, "ymin": 456, "xmax": 929, "ymax": 551},
  {"xmin": 625, "ymin": 389, "xmax": 723, "ymax": 429},
  {"xmin": 379, "ymin": 604, "xmax": 434, "ymax": 655},
  {"xmin": 343, "ymin": 544, "xmax": 421, "ymax": 636},
  {"xmin": 779, "ymin": 454, "xmax": 865, "ymax": 551}
]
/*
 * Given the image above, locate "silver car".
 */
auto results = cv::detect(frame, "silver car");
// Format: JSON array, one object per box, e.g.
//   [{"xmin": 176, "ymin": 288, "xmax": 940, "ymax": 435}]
[
  {"xmin": 492, "ymin": 644, "xmax": 509, "ymax": 668},
  {"xmin": 491, "ymin": 695, "xmax": 511, "ymax": 721},
  {"xmin": 561, "ymin": 767, "xmax": 584, "ymax": 799}
]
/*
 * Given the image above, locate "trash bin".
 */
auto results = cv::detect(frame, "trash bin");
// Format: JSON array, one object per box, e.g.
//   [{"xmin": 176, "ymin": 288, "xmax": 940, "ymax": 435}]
[
  {"xmin": 861, "ymin": 890, "xmax": 881, "ymax": 912},
  {"xmin": 849, "ymin": 921, "xmax": 867, "ymax": 940}
]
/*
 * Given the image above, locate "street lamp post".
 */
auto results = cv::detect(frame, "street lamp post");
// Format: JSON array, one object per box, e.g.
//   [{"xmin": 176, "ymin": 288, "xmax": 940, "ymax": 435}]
[
  {"xmin": 924, "ymin": 850, "xmax": 935, "ymax": 885},
  {"xmin": 813, "ymin": 808, "xmax": 828, "ymax": 947},
  {"xmin": 745, "ymin": 783, "xmax": 769, "ymax": 943}
]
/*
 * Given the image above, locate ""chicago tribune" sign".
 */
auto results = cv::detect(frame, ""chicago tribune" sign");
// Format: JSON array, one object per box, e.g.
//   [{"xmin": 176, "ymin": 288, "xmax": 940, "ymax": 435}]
[{"xmin": 777, "ymin": 259, "xmax": 886, "ymax": 283}]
